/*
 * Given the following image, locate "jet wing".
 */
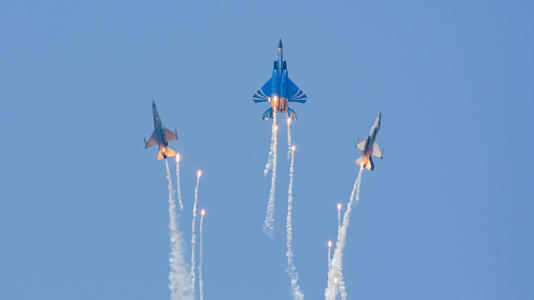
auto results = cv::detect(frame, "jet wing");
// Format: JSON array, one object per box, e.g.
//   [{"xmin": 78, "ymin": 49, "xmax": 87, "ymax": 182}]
[
  {"xmin": 356, "ymin": 138, "xmax": 367, "ymax": 150},
  {"xmin": 287, "ymin": 78, "xmax": 307, "ymax": 103},
  {"xmin": 145, "ymin": 131, "xmax": 159, "ymax": 148},
  {"xmin": 372, "ymin": 141, "xmax": 383, "ymax": 159},
  {"xmin": 253, "ymin": 79, "xmax": 272, "ymax": 103},
  {"xmin": 163, "ymin": 127, "xmax": 178, "ymax": 141}
]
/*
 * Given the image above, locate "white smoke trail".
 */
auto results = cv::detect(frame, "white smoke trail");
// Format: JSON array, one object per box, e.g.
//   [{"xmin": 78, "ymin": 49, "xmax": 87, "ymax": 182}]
[
  {"xmin": 285, "ymin": 146, "xmax": 304, "ymax": 300},
  {"xmin": 165, "ymin": 160, "xmax": 192, "ymax": 300},
  {"xmin": 175, "ymin": 154, "xmax": 184, "ymax": 211},
  {"xmin": 263, "ymin": 110, "xmax": 278, "ymax": 237},
  {"xmin": 199, "ymin": 209, "xmax": 206, "ymax": 300},
  {"xmin": 337, "ymin": 203, "xmax": 342, "ymax": 232},
  {"xmin": 335, "ymin": 202, "xmax": 346, "ymax": 299},
  {"xmin": 327, "ymin": 241, "xmax": 332, "ymax": 271},
  {"xmin": 264, "ymin": 113, "xmax": 277, "ymax": 175},
  {"xmin": 190, "ymin": 170, "xmax": 202, "ymax": 295},
  {"xmin": 287, "ymin": 118, "xmax": 293, "ymax": 159},
  {"xmin": 325, "ymin": 166, "xmax": 364, "ymax": 300}
]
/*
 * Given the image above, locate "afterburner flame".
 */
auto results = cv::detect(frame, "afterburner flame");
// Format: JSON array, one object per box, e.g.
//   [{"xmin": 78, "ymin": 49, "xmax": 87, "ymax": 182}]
[
  {"xmin": 328, "ymin": 240, "xmax": 332, "ymax": 248},
  {"xmin": 197, "ymin": 170, "xmax": 202, "ymax": 178},
  {"xmin": 201, "ymin": 209, "xmax": 206, "ymax": 216},
  {"xmin": 176, "ymin": 153, "xmax": 181, "ymax": 162},
  {"xmin": 337, "ymin": 203, "xmax": 342, "ymax": 211}
]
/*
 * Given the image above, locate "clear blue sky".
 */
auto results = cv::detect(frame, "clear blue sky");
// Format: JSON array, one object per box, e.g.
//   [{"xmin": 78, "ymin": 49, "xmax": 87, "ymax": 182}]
[{"xmin": 1, "ymin": 1, "xmax": 533, "ymax": 299}]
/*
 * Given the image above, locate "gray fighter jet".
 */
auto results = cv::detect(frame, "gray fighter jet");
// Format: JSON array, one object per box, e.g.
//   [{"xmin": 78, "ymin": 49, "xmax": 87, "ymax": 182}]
[
  {"xmin": 144, "ymin": 101, "xmax": 178, "ymax": 160},
  {"xmin": 355, "ymin": 111, "xmax": 383, "ymax": 170}
]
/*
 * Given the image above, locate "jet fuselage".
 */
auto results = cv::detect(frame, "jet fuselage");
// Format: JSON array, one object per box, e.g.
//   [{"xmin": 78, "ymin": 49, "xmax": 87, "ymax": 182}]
[
  {"xmin": 145, "ymin": 101, "xmax": 178, "ymax": 160},
  {"xmin": 253, "ymin": 39, "xmax": 307, "ymax": 120},
  {"xmin": 356, "ymin": 112, "xmax": 382, "ymax": 170},
  {"xmin": 152, "ymin": 103, "xmax": 168, "ymax": 147},
  {"xmin": 269, "ymin": 43, "xmax": 290, "ymax": 115}
]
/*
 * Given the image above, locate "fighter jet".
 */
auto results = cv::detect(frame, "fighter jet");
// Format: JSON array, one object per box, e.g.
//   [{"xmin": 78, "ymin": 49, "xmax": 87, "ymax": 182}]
[
  {"xmin": 252, "ymin": 39, "xmax": 308, "ymax": 120},
  {"xmin": 355, "ymin": 111, "xmax": 383, "ymax": 170},
  {"xmin": 144, "ymin": 101, "xmax": 179, "ymax": 160}
]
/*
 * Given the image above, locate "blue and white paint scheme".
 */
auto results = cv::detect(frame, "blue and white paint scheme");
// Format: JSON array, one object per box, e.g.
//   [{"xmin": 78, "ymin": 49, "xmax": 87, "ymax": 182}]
[{"xmin": 253, "ymin": 39, "xmax": 308, "ymax": 120}]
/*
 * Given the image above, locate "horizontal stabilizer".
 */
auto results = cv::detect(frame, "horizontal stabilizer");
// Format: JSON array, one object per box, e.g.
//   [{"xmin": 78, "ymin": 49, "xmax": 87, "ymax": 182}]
[
  {"xmin": 253, "ymin": 79, "xmax": 272, "ymax": 103},
  {"xmin": 355, "ymin": 156, "xmax": 374, "ymax": 170},
  {"xmin": 287, "ymin": 108, "xmax": 298, "ymax": 120},
  {"xmin": 262, "ymin": 108, "xmax": 273, "ymax": 120},
  {"xmin": 157, "ymin": 146, "xmax": 177, "ymax": 160}
]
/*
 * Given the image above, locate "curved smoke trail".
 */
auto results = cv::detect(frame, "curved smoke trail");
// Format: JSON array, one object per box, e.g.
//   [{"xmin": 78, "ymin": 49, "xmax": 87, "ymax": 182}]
[
  {"xmin": 175, "ymin": 154, "xmax": 184, "ymax": 211},
  {"xmin": 190, "ymin": 171, "xmax": 202, "ymax": 295},
  {"xmin": 199, "ymin": 210, "xmax": 206, "ymax": 300},
  {"xmin": 325, "ymin": 166, "xmax": 364, "ymax": 300},
  {"xmin": 264, "ymin": 111, "xmax": 278, "ymax": 237},
  {"xmin": 165, "ymin": 160, "xmax": 192, "ymax": 300},
  {"xmin": 286, "ymin": 146, "xmax": 304, "ymax": 300}
]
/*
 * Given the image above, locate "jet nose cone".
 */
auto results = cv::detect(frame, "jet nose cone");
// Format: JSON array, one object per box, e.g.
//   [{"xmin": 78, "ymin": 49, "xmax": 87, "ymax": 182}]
[
  {"xmin": 278, "ymin": 39, "xmax": 283, "ymax": 48},
  {"xmin": 375, "ymin": 111, "xmax": 382, "ymax": 126}
]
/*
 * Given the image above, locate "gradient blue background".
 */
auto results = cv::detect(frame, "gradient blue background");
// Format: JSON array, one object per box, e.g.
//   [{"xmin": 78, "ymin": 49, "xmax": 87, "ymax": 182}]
[{"xmin": 1, "ymin": 1, "xmax": 533, "ymax": 299}]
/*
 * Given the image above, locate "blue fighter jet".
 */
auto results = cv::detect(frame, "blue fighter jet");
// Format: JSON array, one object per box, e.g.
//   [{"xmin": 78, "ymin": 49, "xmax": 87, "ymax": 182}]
[
  {"xmin": 253, "ymin": 39, "xmax": 308, "ymax": 120},
  {"xmin": 144, "ymin": 101, "xmax": 179, "ymax": 160}
]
